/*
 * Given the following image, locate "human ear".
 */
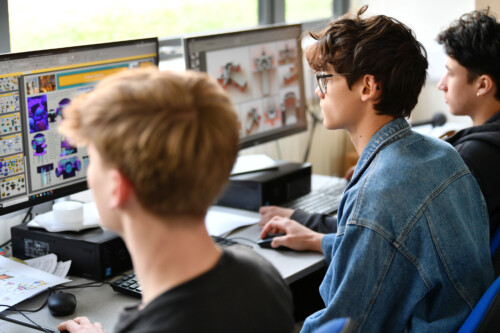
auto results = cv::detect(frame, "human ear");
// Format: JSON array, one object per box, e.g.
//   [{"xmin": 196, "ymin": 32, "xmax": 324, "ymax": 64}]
[
  {"xmin": 108, "ymin": 169, "xmax": 133, "ymax": 209},
  {"xmin": 360, "ymin": 75, "xmax": 380, "ymax": 102},
  {"xmin": 476, "ymin": 74, "xmax": 493, "ymax": 97}
]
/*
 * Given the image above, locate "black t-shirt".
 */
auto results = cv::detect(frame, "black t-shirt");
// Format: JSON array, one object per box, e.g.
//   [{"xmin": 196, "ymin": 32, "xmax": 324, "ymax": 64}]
[{"xmin": 114, "ymin": 246, "xmax": 294, "ymax": 333}]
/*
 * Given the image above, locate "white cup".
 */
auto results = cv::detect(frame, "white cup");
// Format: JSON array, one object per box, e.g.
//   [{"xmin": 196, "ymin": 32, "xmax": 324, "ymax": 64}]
[{"xmin": 52, "ymin": 201, "xmax": 84, "ymax": 226}]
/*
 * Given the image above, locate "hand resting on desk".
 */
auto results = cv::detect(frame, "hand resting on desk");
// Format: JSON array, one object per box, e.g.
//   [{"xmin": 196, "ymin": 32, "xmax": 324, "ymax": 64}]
[
  {"xmin": 57, "ymin": 316, "xmax": 105, "ymax": 333},
  {"xmin": 260, "ymin": 216, "xmax": 324, "ymax": 253},
  {"xmin": 258, "ymin": 206, "xmax": 294, "ymax": 227}
]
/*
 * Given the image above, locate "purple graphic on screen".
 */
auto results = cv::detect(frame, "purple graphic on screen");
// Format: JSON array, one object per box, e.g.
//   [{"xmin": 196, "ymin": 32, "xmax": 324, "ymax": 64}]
[
  {"xmin": 31, "ymin": 133, "xmax": 47, "ymax": 156},
  {"xmin": 55, "ymin": 156, "xmax": 82, "ymax": 179},
  {"xmin": 27, "ymin": 95, "xmax": 49, "ymax": 133},
  {"xmin": 60, "ymin": 139, "xmax": 77, "ymax": 156}
]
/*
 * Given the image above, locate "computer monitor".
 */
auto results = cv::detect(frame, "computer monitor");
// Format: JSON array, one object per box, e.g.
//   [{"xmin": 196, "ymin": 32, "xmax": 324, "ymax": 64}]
[
  {"xmin": 0, "ymin": 38, "xmax": 159, "ymax": 216},
  {"xmin": 183, "ymin": 24, "xmax": 307, "ymax": 150}
]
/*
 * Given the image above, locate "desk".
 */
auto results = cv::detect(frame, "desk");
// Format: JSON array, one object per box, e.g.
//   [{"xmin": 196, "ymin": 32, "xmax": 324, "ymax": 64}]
[{"xmin": 0, "ymin": 174, "xmax": 338, "ymax": 332}]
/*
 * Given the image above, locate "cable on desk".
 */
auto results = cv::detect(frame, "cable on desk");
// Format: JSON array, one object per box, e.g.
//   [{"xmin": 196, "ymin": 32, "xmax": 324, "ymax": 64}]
[{"xmin": 0, "ymin": 304, "xmax": 55, "ymax": 333}]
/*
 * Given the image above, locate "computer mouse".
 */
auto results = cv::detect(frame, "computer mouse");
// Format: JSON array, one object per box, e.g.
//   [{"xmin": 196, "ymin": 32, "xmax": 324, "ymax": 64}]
[
  {"xmin": 257, "ymin": 233, "xmax": 292, "ymax": 251},
  {"xmin": 47, "ymin": 292, "xmax": 77, "ymax": 316}
]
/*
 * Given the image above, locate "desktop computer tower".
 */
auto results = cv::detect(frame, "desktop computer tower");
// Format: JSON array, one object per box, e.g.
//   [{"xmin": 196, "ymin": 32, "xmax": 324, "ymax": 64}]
[
  {"xmin": 11, "ymin": 224, "xmax": 132, "ymax": 281},
  {"xmin": 216, "ymin": 161, "xmax": 312, "ymax": 211}
]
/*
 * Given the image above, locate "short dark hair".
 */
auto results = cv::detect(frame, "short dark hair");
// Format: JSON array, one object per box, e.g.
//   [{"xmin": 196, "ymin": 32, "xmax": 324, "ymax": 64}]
[
  {"xmin": 305, "ymin": 5, "xmax": 428, "ymax": 118},
  {"xmin": 437, "ymin": 9, "xmax": 500, "ymax": 100}
]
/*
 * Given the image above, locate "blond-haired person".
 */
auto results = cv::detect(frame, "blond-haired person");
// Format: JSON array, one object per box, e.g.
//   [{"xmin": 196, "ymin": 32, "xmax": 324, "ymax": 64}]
[{"xmin": 57, "ymin": 68, "xmax": 294, "ymax": 333}]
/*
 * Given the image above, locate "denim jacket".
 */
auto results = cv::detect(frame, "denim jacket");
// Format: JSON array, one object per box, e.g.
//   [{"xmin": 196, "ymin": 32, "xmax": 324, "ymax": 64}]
[{"xmin": 301, "ymin": 118, "xmax": 494, "ymax": 333}]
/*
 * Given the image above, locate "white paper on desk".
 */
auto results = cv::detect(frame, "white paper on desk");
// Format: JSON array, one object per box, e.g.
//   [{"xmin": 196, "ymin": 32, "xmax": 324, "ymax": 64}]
[
  {"xmin": 205, "ymin": 206, "xmax": 259, "ymax": 236},
  {"xmin": 0, "ymin": 256, "xmax": 70, "ymax": 313},
  {"xmin": 25, "ymin": 254, "xmax": 71, "ymax": 278},
  {"xmin": 25, "ymin": 253, "xmax": 57, "ymax": 274}
]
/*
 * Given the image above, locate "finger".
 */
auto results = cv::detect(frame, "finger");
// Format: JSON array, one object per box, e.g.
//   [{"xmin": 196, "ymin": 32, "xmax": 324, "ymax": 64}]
[
  {"xmin": 74, "ymin": 317, "xmax": 91, "ymax": 325},
  {"xmin": 60, "ymin": 320, "xmax": 81, "ymax": 331},
  {"xmin": 271, "ymin": 235, "xmax": 287, "ymax": 248},
  {"xmin": 260, "ymin": 218, "xmax": 285, "ymax": 238},
  {"xmin": 94, "ymin": 321, "xmax": 103, "ymax": 329}
]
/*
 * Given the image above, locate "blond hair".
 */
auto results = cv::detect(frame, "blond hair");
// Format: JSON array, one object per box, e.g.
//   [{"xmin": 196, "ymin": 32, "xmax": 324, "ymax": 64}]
[{"xmin": 59, "ymin": 67, "xmax": 239, "ymax": 219}]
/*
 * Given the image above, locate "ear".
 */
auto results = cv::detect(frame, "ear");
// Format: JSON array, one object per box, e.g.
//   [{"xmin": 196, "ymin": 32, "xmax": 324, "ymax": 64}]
[
  {"xmin": 108, "ymin": 169, "xmax": 133, "ymax": 209},
  {"xmin": 360, "ymin": 75, "xmax": 380, "ymax": 102},
  {"xmin": 476, "ymin": 74, "xmax": 494, "ymax": 97}
]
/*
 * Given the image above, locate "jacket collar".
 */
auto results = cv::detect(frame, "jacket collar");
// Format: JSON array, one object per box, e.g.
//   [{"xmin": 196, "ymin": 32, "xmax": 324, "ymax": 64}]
[{"xmin": 350, "ymin": 117, "xmax": 411, "ymax": 185}]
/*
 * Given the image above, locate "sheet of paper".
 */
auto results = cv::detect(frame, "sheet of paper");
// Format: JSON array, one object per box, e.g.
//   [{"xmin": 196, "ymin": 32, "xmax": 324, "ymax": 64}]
[
  {"xmin": 53, "ymin": 260, "xmax": 72, "ymax": 278},
  {"xmin": 205, "ymin": 206, "xmax": 259, "ymax": 236},
  {"xmin": 0, "ymin": 256, "xmax": 70, "ymax": 313},
  {"xmin": 25, "ymin": 253, "xmax": 58, "ymax": 274},
  {"xmin": 231, "ymin": 154, "xmax": 278, "ymax": 175}
]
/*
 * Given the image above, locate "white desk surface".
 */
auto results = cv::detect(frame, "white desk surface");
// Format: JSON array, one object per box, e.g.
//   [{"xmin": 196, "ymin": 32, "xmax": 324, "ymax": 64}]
[{"xmin": 0, "ymin": 174, "xmax": 340, "ymax": 332}]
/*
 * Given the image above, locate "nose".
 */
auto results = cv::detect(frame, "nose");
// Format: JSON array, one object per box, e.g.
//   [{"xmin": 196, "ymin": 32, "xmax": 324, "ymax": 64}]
[
  {"xmin": 437, "ymin": 76, "xmax": 447, "ymax": 91},
  {"xmin": 315, "ymin": 87, "xmax": 325, "ymax": 99}
]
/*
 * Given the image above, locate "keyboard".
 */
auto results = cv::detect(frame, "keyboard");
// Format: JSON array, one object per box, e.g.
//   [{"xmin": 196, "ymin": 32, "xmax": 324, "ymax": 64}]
[
  {"xmin": 110, "ymin": 235, "xmax": 240, "ymax": 298},
  {"xmin": 282, "ymin": 179, "xmax": 347, "ymax": 215}
]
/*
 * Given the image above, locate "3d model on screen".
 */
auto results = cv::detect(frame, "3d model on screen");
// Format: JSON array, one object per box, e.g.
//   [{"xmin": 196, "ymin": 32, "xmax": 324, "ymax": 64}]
[
  {"xmin": 31, "ymin": 133, "xmax": 47, "ymax": 157},
  {"xmin": 27, "ymin": 95, "xmax": 48, "ymax": 133},
  {"xmin": 60, "ymin": 139, "xmax": 77, "ymax": 157},
  {"xmin": 264, "ymin": 108, "xmax": 282, "ymax": 127},
  {"xmin": 245, "ymin": 107, "xmax": 261, "ymax": 135},
  {"xmin": 37, "ymin": 163, "xmax": 54, "ymax": 186},
  {"xmin": 278, "ymin": 44, "xmax": 296, "ymax": 65},
  {"xmin": 57, "ymin": 98, "xmax": 71, "ymax": 118},
  {"xmin": 217, "ymin": 63, "xmax": 247, "ymax": 91},
  {"xmin": 55, "ymin": 156, "xmax": 81, "ymax": 179},
  {"xmin": 254, "ymin": 51, "xmax": 275, "ymax": 96},
  {"xmin": 282, "ymin": 91, "xmax": 298, "ymax": 125}
]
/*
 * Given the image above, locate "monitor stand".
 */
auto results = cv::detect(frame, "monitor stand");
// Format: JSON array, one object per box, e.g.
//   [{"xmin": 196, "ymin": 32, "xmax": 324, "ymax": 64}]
[{"xmin": 231, "ymin": 154, "xmax": 279, "ymax": 176}]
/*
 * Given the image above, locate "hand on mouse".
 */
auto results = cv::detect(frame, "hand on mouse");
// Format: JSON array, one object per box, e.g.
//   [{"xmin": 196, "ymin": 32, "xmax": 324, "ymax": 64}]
[
  {"xmin": 258, "ymin": 206, "xmax": 294, "ymax": 227},
  {"xmin": 57, "ymin": 317, "xmax": 106, "ymax": 333},
  {"xmin": 260, "ymin": 216, "xmax": 324, "ymax": 253}
]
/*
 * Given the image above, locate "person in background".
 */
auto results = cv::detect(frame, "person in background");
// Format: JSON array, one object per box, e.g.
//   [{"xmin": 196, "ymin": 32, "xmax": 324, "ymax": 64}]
[
  {"xmin": 56, "ymin": 68, "xmax": 294, "ymax": 333},
  {"xmin": 259, "ymin": 6, "xmax": 494, "ymax": 332},
  {"xmin": 437, "ymin": 9, "xmax": 500, "ymax": 237}
]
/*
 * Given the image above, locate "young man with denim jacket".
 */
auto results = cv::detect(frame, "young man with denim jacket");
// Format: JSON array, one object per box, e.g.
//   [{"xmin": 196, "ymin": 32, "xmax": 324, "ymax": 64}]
[{"xmin": 260, "ymin": 6, "xmax": 494, "ymax": 332}]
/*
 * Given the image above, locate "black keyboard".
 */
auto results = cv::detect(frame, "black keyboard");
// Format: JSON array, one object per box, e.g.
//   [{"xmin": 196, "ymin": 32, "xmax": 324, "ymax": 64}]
[
  {"xmin": 110, "ymin": 235, "xmax": 240, "ymax": 298},
  {"xmin": 282, "ymin": 179, "xmax": 347, "ymax": 215}
]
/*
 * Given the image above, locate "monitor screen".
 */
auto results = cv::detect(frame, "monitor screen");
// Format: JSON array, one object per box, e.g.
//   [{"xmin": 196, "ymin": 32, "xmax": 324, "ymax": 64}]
[
  {"xmin": 0, "ymin": 38, "xmax": 159, "ymax": 216},
  {"xmin": 183, "ymin": 24, "xmax": 307, "ymax": 149}
]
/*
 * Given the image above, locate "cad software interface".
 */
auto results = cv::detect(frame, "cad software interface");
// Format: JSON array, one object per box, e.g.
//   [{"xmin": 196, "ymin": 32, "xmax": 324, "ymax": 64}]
[
  {"xmin": 0, "ymin": 39, "xmax": 158, "ymax": 213},
  {"xmin": 184, "ymin": 24, "xmax": 307, "ymax": 148}
]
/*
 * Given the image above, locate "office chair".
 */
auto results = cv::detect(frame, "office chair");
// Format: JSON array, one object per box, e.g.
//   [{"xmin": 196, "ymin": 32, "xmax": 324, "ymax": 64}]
[
  {"xmin": 458, "ymin": 275, "xmax": 500, "ymax": 332},
  {"xmin": 315, "ymin": 317, "xmax": 356, "ymax": 333},
  {"xmin": 490, "ymin": 227, "xmax": 500, "ymax": 277}
]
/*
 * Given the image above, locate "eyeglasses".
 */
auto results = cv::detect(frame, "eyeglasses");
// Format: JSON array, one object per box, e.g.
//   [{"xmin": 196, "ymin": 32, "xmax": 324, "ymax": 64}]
[{"xmin": 315, "ymin": 72, "xmax": 348, "ymax": 95}]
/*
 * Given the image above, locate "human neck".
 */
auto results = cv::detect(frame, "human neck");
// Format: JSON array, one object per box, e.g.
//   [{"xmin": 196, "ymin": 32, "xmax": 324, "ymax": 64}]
[
  {"xmin": 120, "ymin": 210, "xmax": 222, "ymax": 306},
  {"xmin": 470, "ymin": 98, "xmax": 500, "ymax": 126},
  {"xmin": 348, "ymin": 112, "xmax": 394, "ymax": 155}
]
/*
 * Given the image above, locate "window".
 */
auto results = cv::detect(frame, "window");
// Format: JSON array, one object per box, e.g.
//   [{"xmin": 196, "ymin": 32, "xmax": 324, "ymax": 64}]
[
  {"xmin": 286, "ymin": 0, "xmax": 333, "ymax": 22},
  {"xmin": 8, "ymin": 0, "xmax": 258, "ymax": 53}
]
